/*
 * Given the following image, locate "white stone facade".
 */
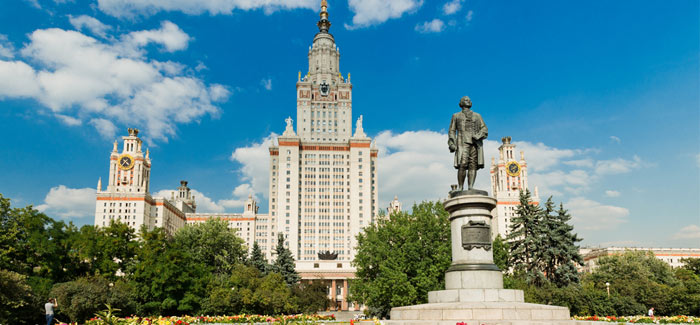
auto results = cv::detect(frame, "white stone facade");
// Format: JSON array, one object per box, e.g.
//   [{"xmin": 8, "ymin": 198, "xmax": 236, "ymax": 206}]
[{"xmin": 489, "ymin": 136, "xmax": 539, "ymax": 239}]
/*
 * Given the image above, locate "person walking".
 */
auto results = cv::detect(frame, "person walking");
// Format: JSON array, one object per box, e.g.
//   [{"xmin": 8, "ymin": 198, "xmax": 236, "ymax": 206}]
[
  {"xmin": 648, "ymin": 307, "xmax": 655, "ymax": 318},
  {"xmin": 45, "ymin": 298, "xmax": 58, "ymax": 325}
]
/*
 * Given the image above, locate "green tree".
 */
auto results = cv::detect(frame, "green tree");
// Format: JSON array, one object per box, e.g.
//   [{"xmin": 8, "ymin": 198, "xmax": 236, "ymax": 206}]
[
  {"xmin": 350, "ymin": 201, "xmax": 451, "ymax": 318},
  {"xmin": 492, "ymin": 235, "xmax": 509, "ymax": 271},
  {"xmin": 71, "ymin": 222, "xmax": 138, "ymax": 280},
  {"xmin": 128, "ymin": 227, "xmax": 209, "ymax": 316},
  {"xmin": 50, "ymin": 276, "xmax": 111, "ymax": 323},
  {"xmin": 249, "ymin": 241, "xmax": 270, "ymax": 275},
  {"xmin": 272, "ymin": 233, "xmax": 300, "ymax": 286},
  {"xmin": 0, "ymin": 269, "xmax": 36, "ymax": 325},
  {"xmin": 293, "ymin": 281, "xmax": 331, "ymax": 313},
  {"xmin": 507, "ymin": 189, "xmax": 545, "ymax": 285},
  {"xmin": 584, "ymin": 250, "xmax": 679, "ymax": 315},
  {"xmin": 173, "ymin": 219, "xmax": 247, "ymax": 275},
  {"xmin": 682, "ymin": 257, "xmax": 700, "ymax": 276},
  {"xmin": 550, "ymin": 203, "xmax": 583, "ymax": 286}
]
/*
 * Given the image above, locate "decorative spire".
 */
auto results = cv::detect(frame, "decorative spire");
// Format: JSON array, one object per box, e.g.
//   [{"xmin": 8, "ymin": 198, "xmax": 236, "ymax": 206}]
[{"xmin": 317, "ymin": 0, "xmax": 331, "ymax": 33}]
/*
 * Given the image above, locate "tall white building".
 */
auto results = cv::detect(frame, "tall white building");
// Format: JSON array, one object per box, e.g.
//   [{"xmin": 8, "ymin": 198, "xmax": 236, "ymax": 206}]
[
  {"xmin": 94, "ymin": 128, "xmax": 189, "ymax": 235},
  {"xmin": 263, "ymin": 0, "xmax": 378, "ymax": 310},
  {"xmin": 490, "ymin": 136, "xmax": 539, "ymax": 239}
]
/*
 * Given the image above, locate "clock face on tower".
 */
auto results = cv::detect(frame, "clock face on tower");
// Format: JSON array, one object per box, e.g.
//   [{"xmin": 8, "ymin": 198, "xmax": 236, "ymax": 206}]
[
  {"xmin": 320, "ymin": 82, "xmax": 330, "ymax": 96},
  {"xmin": 118, "ymin": 154, "xmax": 135, "ymax": 171},
  {"xmin": 506, "ymin": 161, "xmax": 521, "ymax": 177}
]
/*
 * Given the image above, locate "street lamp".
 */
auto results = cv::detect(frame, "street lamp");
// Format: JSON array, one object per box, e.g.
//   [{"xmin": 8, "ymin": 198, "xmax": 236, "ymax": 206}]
[{"xmin": 605, "ymin": 282, "xmax": 610, "ymax": 297}]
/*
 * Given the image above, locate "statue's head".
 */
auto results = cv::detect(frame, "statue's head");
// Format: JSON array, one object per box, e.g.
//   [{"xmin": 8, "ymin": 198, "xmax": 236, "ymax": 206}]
[{"xmin": 459, "ymin": 96, "xmax": 472, "ymax": 109}]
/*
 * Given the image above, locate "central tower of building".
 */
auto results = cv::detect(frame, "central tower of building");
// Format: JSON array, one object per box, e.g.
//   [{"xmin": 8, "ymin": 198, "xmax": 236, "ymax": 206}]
[{"xmin": 265, "ymin": 0, "xmax": 378, "ymax": 310}]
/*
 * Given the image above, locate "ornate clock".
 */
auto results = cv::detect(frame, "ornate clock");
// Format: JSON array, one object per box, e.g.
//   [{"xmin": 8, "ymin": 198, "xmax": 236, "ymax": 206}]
[
  {"xmin": 506, "ymin": 161, "xmax": 521, "ymax": 177},
  {"xmin": 320, "ymin": 82, "xmax": 330, "ymax": 96},
  {"xmin": 118, "ymin": 154, "xmax": 135, "ymax": 171}
]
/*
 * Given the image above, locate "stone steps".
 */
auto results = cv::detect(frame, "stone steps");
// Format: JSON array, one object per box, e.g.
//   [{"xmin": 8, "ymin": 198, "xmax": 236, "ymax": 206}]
[{"xmin": 389, "ymin": 302, "xmax": 571, "ymax": 323}]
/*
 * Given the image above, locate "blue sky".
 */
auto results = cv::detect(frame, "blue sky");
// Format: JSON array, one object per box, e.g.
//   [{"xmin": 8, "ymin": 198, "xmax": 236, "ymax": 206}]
[{"xmin": 0, "ymin": 0, "xmax": 698, "ymax": 248}]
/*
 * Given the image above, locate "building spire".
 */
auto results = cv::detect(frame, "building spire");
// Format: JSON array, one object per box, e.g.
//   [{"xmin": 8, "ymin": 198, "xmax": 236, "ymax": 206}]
[{"xmin": 317, "ymin": 0, "xmax": 331, "ymax": 33}]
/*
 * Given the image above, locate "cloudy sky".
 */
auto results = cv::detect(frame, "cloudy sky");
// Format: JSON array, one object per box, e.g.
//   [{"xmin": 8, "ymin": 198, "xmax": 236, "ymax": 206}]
[{"xmin": 0, "ymin": 0, "xmax": 698, "ymax": 248}]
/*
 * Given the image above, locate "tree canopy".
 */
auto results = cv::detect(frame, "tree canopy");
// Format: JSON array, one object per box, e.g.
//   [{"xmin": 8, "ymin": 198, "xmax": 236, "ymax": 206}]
[{"xmin": 350, "ymin": 201, "xmax": 451, "ymax": 318}]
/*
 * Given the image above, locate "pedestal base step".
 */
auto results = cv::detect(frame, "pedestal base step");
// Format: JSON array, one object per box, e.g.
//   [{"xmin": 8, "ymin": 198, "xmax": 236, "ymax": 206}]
[
  {"xmin": 389, "ymin": 301, "xmax": 570, "ymax": 324},
  {"xmin": 429, "ymin": 289, "xmax": 524, "ymax": 303}
]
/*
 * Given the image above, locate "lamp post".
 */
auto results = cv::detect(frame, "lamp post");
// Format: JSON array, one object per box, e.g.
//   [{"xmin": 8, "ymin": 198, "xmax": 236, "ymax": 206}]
[{"xmin": 605, "ymin": 282, "xmax": 610, "ymax": 297}]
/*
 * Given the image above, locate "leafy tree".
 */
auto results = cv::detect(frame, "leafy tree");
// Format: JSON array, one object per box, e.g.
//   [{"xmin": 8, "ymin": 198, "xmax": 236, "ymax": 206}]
[
  {"xmin": 173, "ymin": 219, "xmax": 247, "ymax": 275},
  {"xmin": 71, "ymin": 222, "xmax": 138, "ymax": 280},
  {"xmin": 507, "ymin": 189, "xmax": 545, "ymax": 285},
  {"xmin": 272, "ymin": 233, "xmax": 300, "ymax": 287},
  {"xmin": 0, "ymin": 269, "xmax": 36, "ymax": 325},
  {"xmin": 682, "ymin": 257, "xmax": 700, "ymax": 276},
  {"xmin": 293, "ymin": 281, "xmax": 331, "ymax": 313},
  {"xmin": 254, "ymin": 272, "xmax": 297, "ymax": 314},
  {"xmin": 584, "ymin": 251, "xmax": 680, "ymax": 315},
  {"xmin": 351, "ymin": 201, "xmax": 451, "ymax": 318},
  {"xmin": 128, "ymin": 227, "xmax": 209, "ymax": 316},
  {"xmin": 50, "ymin": 276, "xmax": 111, "ymax": 323},
  {"xmin": 492, "ymin": 235, "xmax": 509, "ymax": 271},
  {"xmin": 249, "ymin": 241, "xmax": 270, "ymax": 275}
]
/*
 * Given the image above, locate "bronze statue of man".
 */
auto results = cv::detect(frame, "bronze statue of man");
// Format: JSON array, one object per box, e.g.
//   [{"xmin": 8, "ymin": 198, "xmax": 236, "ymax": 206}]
[{"xmin": 448, "ymin": 96, "xmax": 488, "ymax": 191}]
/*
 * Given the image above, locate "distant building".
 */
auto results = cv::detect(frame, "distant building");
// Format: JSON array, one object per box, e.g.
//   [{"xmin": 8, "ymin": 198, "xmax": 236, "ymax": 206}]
[
  {"xmin": 490, "ymin": 136, "xmax": 539, "ymax": 239},
  {"xmin": 387, "ymin": 196, "xmax": 402, "ymax": 215},
  {"xmin": 580, "ymin": 247, "xmax": 700, "ymax": 272},
  {"xmin": 94, "ymin": 128, "xmax": 189, "ymax": 235}
]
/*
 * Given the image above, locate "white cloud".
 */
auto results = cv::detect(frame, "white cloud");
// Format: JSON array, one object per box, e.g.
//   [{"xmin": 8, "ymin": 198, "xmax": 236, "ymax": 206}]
[
  {"xmin": 442, "ymin": 0, "xmax": 462, "ymax": 15},
  {"xmin": 563, "ymin": 159, "xmax": 594, "ymax": 168},
  {"xmin": 56, "ymin": 114, "xmax": 83, "ymax": 126},
  {"xmin": 0, "ymin": 60, "xmax": 40, "ymax": 97},
  {"xmin": 375, "ymin": 130, "xmax": 455, "ymax": 208},
  {"xmin": 69, "ymin": 15, "xmax": 112, "ymax": 38},
  {"xmin": 415, "ymin": 19, "xmax": 445, "ymax": 33},
  {"xmin": 90, "ymin": 118, "xmax": 118, "ymax": 139},
  {"xmin": 594, "ymin": 155, "xmax": 643, "ymax": 175},
  {"xmin": 261, "ymin": 78, "xmax": 272, "ymax": 91},
  {"xmin": 0, "ymin": 34, "xmax": 15, "ymax": 59},
  {"xmin": 346, "ymin": 0, "xmax": 423, "ymax": 29},
  {"xmin": 605, "ymin": 190, "xmax": 621, "ymax": 197},
  {"xmin": 121, "ymin": 21, "xmax": 190, "ymax": 53},
  {"xmin": 610, "ymin": 135, "xmax": 621, "ymax": 144},
  {"xmin": 230, "ymin": 134, "xmax": 277, "ymax": 199},
  {"xmin": 465, "ymin": 9, "xmax": 473, "ymax": 22},
  {"xmin": 96, "ymin": 0, "xmax": 318, "ymax": 18},
  {"xmin": 36, "ymin": 185, "xmax": 96, "ymax": 219},
  {"xmin": 567, "ymin": 197, "xmax": 629, "ymax": 230},
  {"xmin": 0, "ymin": 22, "xmax": 228, "ymax": 143},
  {"xmin": 672, "ymin": 224, "xmax": 700, "ymax": 240}
]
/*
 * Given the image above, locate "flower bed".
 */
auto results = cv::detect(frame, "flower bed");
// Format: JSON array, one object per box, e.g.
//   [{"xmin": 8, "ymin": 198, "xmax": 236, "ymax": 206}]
[
  {"xmin": 573, "ymin": 315, "xmax": 700, "ymax": 324},
  {"xmin": 81, "ymin": 314, "xmax": 336, "ymax": 325}
]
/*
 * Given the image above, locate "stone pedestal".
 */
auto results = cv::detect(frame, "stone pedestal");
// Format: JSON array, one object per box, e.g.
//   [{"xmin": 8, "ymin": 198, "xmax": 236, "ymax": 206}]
[{"xmin": 388, "ymin": 192, "xmax": 572, "ymax": 324}]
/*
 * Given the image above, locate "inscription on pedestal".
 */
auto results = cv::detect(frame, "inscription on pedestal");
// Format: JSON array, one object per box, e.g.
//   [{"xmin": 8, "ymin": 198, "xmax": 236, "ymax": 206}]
[{"xmin": 461, "ymin": 220, "xmax": 491, "ymax": 251}]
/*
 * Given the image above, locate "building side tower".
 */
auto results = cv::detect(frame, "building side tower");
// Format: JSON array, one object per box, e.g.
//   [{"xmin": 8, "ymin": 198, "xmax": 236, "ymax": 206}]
[
  {"xmin": 490, "ymin": 136, "xmax": 539, "ymax": 239},
  {"xmin": 171, "ymin": 180, "xmax": 196, "ymax": 214},
  {"xmin": 262, "ymin": 1, "xmax": 378, "ymax": 311},
  {"xmin": 95, "ymin": 128, "xmax": 186, "ymax": 235},
  {"xmin": 107, "ymin": 128, "xmax": 151, "ymax": 193}
]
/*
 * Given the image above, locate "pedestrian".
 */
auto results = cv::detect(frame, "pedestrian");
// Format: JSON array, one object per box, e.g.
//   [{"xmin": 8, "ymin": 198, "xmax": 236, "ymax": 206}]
[
  {"xmin": 648, "ymin": 307, "xmax": 654, "ymax": 318},
  {"xmin": 45, "ymin": 298, "xmax": 58, "ymax": 325}
]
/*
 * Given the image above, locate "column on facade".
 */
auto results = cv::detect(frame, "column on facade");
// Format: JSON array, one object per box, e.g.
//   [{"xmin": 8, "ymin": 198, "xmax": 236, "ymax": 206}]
[
  {"xmin": 341, "ymin": 279, "xmax": 348, "ymax": 310},
  {"xmin": 331, "ymin": 279, "xmax": 336, "ymax": 307}
]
